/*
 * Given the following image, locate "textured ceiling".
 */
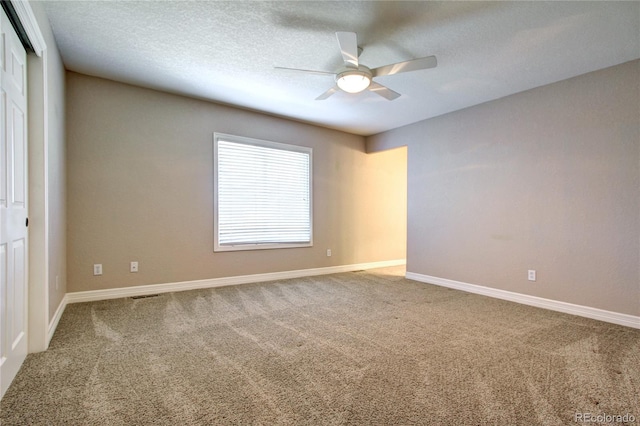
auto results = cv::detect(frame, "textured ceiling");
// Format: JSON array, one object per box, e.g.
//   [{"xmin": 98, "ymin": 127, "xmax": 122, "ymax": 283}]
[{"xmin": 40, "ymin": 1, "xmax": 640, "ymax": 136}]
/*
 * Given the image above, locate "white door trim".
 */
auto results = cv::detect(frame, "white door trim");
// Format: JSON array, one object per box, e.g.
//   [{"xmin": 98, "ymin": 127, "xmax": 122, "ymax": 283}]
[
  {"xmin": 26, "ymin": 44, "xmax": 49, "ymax": 353},
  {"xmin": 8, "ymin": 2, "xmax": 44, "ymax": 57}
]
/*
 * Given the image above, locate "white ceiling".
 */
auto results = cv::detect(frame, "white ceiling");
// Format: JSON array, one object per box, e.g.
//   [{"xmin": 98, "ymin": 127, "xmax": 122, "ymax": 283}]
[{"xmin": 40, "ymin": 1, "xmax": 640, "ymax": 136}]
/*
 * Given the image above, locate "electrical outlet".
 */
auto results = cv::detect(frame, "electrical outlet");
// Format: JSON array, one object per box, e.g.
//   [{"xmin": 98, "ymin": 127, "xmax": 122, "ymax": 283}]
[
  {"xmin": 130, "ymin": 261, "xmax": 139, "ymax": 273},
  {"xmin": 326, "ymin": 249, "xmax": 332, "ymax": 257},
  {"xmin": 93, "ymin": 264, "xmax": 103, "ymax": 276},
  {"xmin": 528, "ymin": 270, "xmax": 536, "ymax": 281}
]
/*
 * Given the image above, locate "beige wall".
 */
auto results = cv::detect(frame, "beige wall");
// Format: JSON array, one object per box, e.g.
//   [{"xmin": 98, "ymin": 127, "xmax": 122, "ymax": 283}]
[
  {"xmin": 66, "ymin": 72, "xmax": 406, "ymax": 292},
  {"xmin": 367, "ymin": 60, "xmax": 639, "ymax": 316}
]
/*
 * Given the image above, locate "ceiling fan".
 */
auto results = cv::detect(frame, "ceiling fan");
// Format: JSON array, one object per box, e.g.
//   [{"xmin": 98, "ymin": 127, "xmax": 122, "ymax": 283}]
[{"xmin": 275, "ymin": 32, "xmax": 437, "ymax": 101}]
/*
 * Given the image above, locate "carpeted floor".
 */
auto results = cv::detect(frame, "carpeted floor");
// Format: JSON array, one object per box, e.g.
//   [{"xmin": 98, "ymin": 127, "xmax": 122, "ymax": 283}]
[{"xmin": 1, "ymin": 267, "xmax": 638, "ymax": 425}]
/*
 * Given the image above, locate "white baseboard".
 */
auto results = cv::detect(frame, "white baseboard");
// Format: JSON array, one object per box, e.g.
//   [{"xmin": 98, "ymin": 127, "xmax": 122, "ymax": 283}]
[
  {"xmin": 406, "ymin": 272, "xmax": 640, "ymax": 330},
  {"xmin": 66, "ymin": 259, "xmax": 407, "ymax": 304},
  {"xmin": 47, "ymin": 295, "xmax": 68, "ymax": 345}
]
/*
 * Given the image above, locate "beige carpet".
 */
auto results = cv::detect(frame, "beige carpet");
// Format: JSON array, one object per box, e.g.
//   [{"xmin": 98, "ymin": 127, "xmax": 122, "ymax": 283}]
[{"xmin": 1, "ymin": 267, "xmax": 638, "ymax": 425}]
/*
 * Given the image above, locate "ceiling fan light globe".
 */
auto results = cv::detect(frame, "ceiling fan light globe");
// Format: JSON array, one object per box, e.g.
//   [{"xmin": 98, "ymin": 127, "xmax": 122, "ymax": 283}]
[{"xmin": 336, "ymin": 72, "xmax": 371, "ymax": 93}]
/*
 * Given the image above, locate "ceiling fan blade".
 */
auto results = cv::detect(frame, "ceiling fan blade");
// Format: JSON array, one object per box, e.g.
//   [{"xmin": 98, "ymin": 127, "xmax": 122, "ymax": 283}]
[
  {"xmin": 316, "ymin": 85, "xmax": 339, "ymax": 100},
  {"xmin": 274, "ymin": 66, "xmax": 335, "ymax": 76},
  {"xmin": 336, "ymin": 32, "xmax": 359, "ymax": 69},
  {"xmin": 368, "ymin": 81, "xmax": 401, "ymax": 101},
  {"xmin": 371, "ymin": 55, "xmax": 437, "ymax": 77}
]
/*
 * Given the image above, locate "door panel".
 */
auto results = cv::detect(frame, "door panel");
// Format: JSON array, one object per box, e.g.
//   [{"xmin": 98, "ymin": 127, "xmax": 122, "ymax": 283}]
[
  {"xmin": 10, "ymin": 104, "xmax": 25, "ymax": 206},
  {"xmin": 0, "ymin": 91, "xmax": 5, "ymax": 207},
  {"xmin": 9, "ymin": 47, "xmax": 24, "ymax": 94},
  {"xmin": 0, "ymin": 243, "xmax": 6, "ymax": 367},
  {"xmin": 10, "ymin": 238, "xmax": 25, "ymax": 347}
]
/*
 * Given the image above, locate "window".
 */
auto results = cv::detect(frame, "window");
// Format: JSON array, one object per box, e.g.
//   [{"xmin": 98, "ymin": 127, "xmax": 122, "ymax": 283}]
[{"xmin": 214, "ymin": 133, "xmax": 312, "ymax": 251}]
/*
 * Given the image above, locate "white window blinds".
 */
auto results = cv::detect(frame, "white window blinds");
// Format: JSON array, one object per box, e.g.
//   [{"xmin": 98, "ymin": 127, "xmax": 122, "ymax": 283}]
[{"xmin": 214, "ymin": 134, "xmax": 312, "ymax": 251}]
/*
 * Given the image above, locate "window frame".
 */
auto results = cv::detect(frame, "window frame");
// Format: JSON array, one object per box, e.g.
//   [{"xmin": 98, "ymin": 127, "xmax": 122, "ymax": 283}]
[{"xmin": 213, "ymin": 132, "xmax": 313, "ymax": 252}]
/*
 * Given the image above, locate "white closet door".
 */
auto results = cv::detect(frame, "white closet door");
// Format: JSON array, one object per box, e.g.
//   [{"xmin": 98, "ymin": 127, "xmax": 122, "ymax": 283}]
[{"xmin": 0, "ymin": 8, "xmax": 28, "ymax": 400}]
